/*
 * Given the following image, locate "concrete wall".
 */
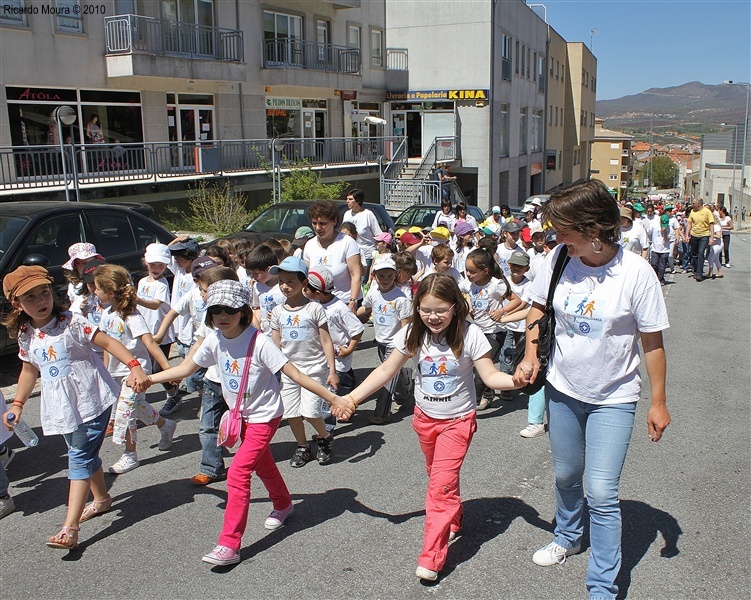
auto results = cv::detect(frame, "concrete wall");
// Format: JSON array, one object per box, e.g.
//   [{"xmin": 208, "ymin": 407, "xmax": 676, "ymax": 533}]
[{"xmin": 545, "ymin": 26, "xmax": 567, "ymax": 191}]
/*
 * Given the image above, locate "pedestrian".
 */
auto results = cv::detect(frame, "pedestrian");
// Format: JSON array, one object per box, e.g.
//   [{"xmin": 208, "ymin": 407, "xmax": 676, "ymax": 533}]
[
  {"xmin": 707, "ymin": 216, "xmax": 724, "ymax": 279},
  {"xmin": 341, "ymin": 273, "xmax": 518, "ymax": 582},
  {"xmin": 420, "ymin": 244, "xmax": 463, "ymax": 284},
  {"xmin": 514, "ymin": 180, "xmax": 670, "ymax": 600},
  {"xmin": 93, "ymin": 264, "xmax": 177, "ymax": 474},
  {"xmin": 2, "ymin": 265, "xmax": 151, "ymax": 549},
  {"xmin": 142, "ymin": 279, "xmax": 352, "ymax": 566},
  {"xmin": 686, "ymin": 199, "xmax": 716, "ymax": 281},
  {"xmin": 342, "ymin": 188, "xmax": 382, "ymax": 284},
  {"xmin": 166, "ymin": 237, "xmax": 201, "ymax": 374},
  {"xmin": 460, "ymin": 247, "xmax": 522, "ymax": 409},
  {"xmin": 269, "ymin": 257, "xmax": 339, "ymax": 467},
  {"xmin": 452, "ymin": 220, "xmax": 476, "ymax": 278},
  {"xmin": 718, "ymin": 206, "xmax": 733, "ymax": 267},
  {"xmin": 357, "ymin": 256, "xmax": 413, "ymax": 425},
  {"xmin": 497, "ymin": 220, "xmax": 524, "ymax": 277},
  {"xmin": 62, "ymin": 242, "xmax": 105, "ymax": 306},
  {"xmin": 0, "ymin": 390, "xmax": 16, "ymax": 519},
  {"xmin": 432, "ymin": 197, "xmax": 457, "ymax": 231}
]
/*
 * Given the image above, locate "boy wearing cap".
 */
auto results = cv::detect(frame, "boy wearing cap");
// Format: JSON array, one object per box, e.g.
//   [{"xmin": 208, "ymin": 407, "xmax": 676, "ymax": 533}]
[
  {"xmin": 154, "ymin": 256, "xmax": 218, "ymax": 414},
  {"xmin": 269, "ymin": 257, "xmax": 339, "ymax": 466},
  {"xmin": 497, "ymin": 221, "xmax": 524, "ymax": 277},
  {"xmin": 647, "ymin": 213, "xmax": 670, "ymax": 284},
  {"xmin": 357, "ymin": 256, "xmax": 413, "ymax": 424},
  {"xmin": 167, "ymin": 236, "xmax": 200, "ymax": 365},
  {"xmin": 305, "ymin": 269, "xmax": 365, "ymax": 431}
]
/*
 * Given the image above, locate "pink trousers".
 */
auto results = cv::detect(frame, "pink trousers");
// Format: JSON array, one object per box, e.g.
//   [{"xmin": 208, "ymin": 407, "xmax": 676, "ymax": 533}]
[
  {"xmin": 218, "ymin": 417, "xmax": 291, "ymax": 551},
  {"xmin": 412, "ymin": 406, "xmax": 477, "ymax": 571}
]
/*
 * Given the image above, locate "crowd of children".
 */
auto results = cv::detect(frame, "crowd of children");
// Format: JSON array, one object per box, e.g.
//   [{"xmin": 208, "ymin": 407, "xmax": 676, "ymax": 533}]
[{"xmin": 0, "ymin": 197, "xmax": 578, "ymax": 580}]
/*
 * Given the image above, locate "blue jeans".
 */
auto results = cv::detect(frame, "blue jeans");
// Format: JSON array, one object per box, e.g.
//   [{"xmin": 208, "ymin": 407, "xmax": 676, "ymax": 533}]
[
  {"xmin": 547, "ymin": 385, "xmax": 637, "ymax": 600},
  {"xmin": 177, "ymin": 340, "xmax": 206, "ymax": 393},
  {"xmin": 199, "ymin": 379, "xmax": 228, "ymax": 478},
  {"xmin": 689, "ymin": 235, "xmax": 709, "ymax": 279},
  {"xmin": 679, "ymin": 240, "xmax": 691, "ymax": 270},
  {"xmin": 474, "ymin": 331, "xmax": 504, "ymax": 400},
  {"xmin": 649, "ymin": 251, "xmax": 669, "ymax": 283}
]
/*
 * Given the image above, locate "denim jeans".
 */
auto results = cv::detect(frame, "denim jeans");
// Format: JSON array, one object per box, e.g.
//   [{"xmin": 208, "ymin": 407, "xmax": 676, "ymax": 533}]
[
  {"xmin": 199, "ymin": 379, "xmax": 228, "ymax": 478},
  {"xmin": 176, "ymin": 340, "xmax": 206, "ymax": 393},
  {"xmin": 679, "ymin": 240, "xmax": 692, "ymax": 270},
  {"xmin": 62, "ymin": 406, "xmax": 112, "ymax": 480},
  {"xmin": 689, "ymin": 235, "xmax": 709, "ymax": 279},
  {"xmin": 474, "ymin": 331, "xmax": 504, "ymax": 400},
  {"xmin": 547, "ymin": 385, "xmax": 636, "ymax": 600},
  {"xmin": 649, "ymin": 251, "xmax": 669, "ymax": 283}
]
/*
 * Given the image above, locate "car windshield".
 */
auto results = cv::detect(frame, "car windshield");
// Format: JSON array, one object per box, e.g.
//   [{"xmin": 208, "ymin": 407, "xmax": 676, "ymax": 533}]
[
  {"xmin": 246, "ymin": 206, "xmax": 311, "ymax": 235},
  {"xmin": 395, "ymin": 207, "xmax": 439, "ymax": 228},
  {"xmin": 0, "ymin": 215, "xmax": 30, "ymax": 256}
]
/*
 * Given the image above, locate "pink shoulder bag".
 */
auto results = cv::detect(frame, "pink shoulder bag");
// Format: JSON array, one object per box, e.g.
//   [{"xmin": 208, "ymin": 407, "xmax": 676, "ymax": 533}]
[{"xmin": 217, "ymin": 330, "xmax": 259, "ymax": 448}]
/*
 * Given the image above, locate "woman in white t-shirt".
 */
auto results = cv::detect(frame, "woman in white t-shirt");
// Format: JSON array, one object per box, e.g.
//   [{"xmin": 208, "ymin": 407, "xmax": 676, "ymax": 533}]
[
  {"xmin": 342, "ymin": 189, "xmax": 382, "ymax": 283},
  {"xmin": 341, "ymin": 273, "xmax": 516, "ymax": 582},
  {"xmin": 513, "ymin": 180, "xmax": 670, "ymax": 600},
  {"xmin": 718, "ymin": 205, "xmax": 733, "ymax": 267},
  {"xmin": 303, "ymin": 201, "xmax": 363, "ymax": 310},
  {"xmin": 146, "ymin": 280, "xmax": 352, "ymax": 567},
  {"xmin": 707, "ymin": 217, "xmax": 724, "ymax": 278}
]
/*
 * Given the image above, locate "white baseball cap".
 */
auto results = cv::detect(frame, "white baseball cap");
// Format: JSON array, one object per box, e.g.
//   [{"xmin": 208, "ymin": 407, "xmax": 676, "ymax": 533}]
[{"xmin": 144, "ymin": 243, "xmax": 171, "ymax": 264}]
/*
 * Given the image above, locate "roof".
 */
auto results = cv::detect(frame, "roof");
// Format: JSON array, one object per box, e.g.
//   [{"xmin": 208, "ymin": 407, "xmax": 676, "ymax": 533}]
[{"xmin": 594, "ymin": 127, "xmax": 634, "ymax": 141}]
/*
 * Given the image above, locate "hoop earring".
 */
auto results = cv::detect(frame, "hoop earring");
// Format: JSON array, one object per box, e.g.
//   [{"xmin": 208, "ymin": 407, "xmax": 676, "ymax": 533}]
[{"xmin": 591, "ymin": 238, "xmax": 604, "ymax": 254}]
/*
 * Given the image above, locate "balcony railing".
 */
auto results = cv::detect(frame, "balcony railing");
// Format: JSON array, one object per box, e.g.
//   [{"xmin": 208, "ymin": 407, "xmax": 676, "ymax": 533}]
[
  {"xmin": 0, "ymin": 137, "xmax": 400, "ymax": 192},
  {"xmin": 105, "ymin": 14, "xmax": 244, "ymax": 62},
  {"xmin": 386, "ymin": 48, "xmax": 408, "ymax": 71},
  {"xmin": 263, "ymin": 38, "xmax": 360, "ymax": 74}
]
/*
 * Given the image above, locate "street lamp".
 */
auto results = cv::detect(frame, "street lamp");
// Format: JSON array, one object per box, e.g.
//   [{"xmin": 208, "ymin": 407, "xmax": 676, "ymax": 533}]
[
  {"xmin": 724, "ymin": 80, "xmax": 750, "ymax": 228},
  {"xmin": 270, "ymin": 138, "xmax": 286, "ymax": 203},
  {"xmin": 54, "ymin": 106, "xmax": 77, "ymax": 202}
]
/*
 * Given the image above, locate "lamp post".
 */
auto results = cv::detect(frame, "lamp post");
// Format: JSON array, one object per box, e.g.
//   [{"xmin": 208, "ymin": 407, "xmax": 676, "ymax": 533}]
[
  {"xmin": 270, "ymin": 138, "xmax": 285, "ymax": 203},
  {"xmin": 54, "ymin": 106, "xmax": 77, "ymax": 202},
  {"xmin": 724, "ymin": 80, "xmax": 750, "ymax": 230}
]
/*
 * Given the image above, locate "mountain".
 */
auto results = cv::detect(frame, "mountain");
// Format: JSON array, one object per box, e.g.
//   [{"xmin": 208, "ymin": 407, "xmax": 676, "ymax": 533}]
[{"xmin": 596, "ymin": 82, "xmax": 748, "ymax": 132}]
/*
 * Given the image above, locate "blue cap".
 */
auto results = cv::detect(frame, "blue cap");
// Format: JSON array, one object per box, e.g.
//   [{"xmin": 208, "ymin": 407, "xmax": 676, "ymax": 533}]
[{"xmin": 268, "ymin": 256, "xmax": 309, "ymax": 277}]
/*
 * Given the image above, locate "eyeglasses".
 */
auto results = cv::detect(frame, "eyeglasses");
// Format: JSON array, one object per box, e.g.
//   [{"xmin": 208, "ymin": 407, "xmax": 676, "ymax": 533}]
[
  {"xmin": 207, "ymin": 305, "xmax": 242, "ymax": 316},
  {"xmin": 417, "ymin": 304, "xmax": 456, "ymax": 318}
]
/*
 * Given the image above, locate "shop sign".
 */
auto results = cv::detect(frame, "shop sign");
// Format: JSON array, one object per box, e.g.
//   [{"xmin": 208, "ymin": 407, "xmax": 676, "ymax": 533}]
[
  {"xmin": 265, "ymin": 97, "xmax": 302, "ymax": 109},
  {"xmin": 386, "ymin": 89, "xmax": 489, "ymax": 101},
  {"xmin": 531, "ymin": 162, "xmax": 543, "ymax": 176},
  {"xmin": 337, "ymin": 90, "xmax": 357, "ymax": 100},
  {"xmin": 6, "ymin": 86, "xmax": 77, "ymax": 102}
]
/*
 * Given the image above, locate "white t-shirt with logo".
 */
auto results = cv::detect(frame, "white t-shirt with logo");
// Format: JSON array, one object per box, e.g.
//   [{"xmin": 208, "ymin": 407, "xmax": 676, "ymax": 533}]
[
  {"xmin": 192, "ymin": 326, "xmax": 287, "ymax": 423},
  {"xmin": 363, "ymin": 285, "xmax": 412, "ymax": 346},
  {"xmin": 270, "ymin": 301, "xmax": 329, "ymax": 374},
  {"xmin": 303, "ymin": 233, "xmax": 361, "ymax": 303},
  {"xmin": 170, "ymin": 259, "xmax": 197, "ymax": 345},
  {"xmin": 459, "ymin": 277, "xmax": 509, "ymax": 334},
  {"xmin": 322, "ymin": 297, "xmax": 365, "ymax": 372},
  {"xmin": 137, "ymin": 276, "xmax": 174, "ymax": 344},
  {"xmin": 194, "ymin": 321, "xmax": 221, "ymax": 384},
  {"xmin": 251, "ymin": 281, "xmax": 286, "ymax": 335},
  {"xmin": 17, "ymin": 312, "xmax": 119, "ymax": 435},
  {"xmin": 393, "ymin": 323, "xmax": 491, "ymax": 419},
  {"xmin": 619, "ymin": 220, "xmax": 648, "ymax": 255},
  {"xmin": 173, "ymin": 287, "xmax": 207, "ymax": 344},
  {"xmin": 527, "ymin": 245, "xmax": 669, "ymax": 405},
  {"xmin": 100, "ymin": 307, "xmax": 153, "ymax": 377}
]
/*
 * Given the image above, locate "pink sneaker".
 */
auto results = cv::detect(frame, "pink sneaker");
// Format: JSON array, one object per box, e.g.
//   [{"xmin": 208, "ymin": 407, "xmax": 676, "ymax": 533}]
[
  {"xmin": 202, "ymin": 545, "xmax": 240, "ymax": 566},
  {"xmin": 264, "ymin": 503, "xmax": 294, "ymax": 530}
]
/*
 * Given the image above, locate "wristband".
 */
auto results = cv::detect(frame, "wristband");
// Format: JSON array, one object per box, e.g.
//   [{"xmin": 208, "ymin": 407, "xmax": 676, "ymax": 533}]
[
  {"xmin": 127, "ymin": 359, "xmax": 141, "ymax": 370},
  {"xmin": 12, "ymin": 400, "xmax": 25, "ymax": 408},
  {"xmin": 347, "ymin": 393, "xmax": 358, "ymax": 409}
]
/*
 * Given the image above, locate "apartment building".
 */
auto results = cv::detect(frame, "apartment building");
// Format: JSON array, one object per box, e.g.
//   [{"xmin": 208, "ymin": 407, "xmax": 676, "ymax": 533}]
[{"xmin": 591, "ymin": 119, "xmax": 633, "ymax": 199}]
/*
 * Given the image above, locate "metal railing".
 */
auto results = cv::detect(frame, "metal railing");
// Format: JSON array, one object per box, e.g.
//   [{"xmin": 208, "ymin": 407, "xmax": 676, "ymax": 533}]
[
  {"xmin": 263, "ymin": 38, "xmax": 360, "ymax": 74},
  {"xmin": 386, "ymin": 48, "xmax": 408, "ymax": 71},
  {"xmin": 0, "ymin": 137, "xmax": 399, "ymax": 192},
  {"xmin": 383, "ymin": 179, "xmax": 443, "ymax": 211},
  {"xmin": 413, "ymin": 136, "xmax": 458, "ymax": 181},
  {"xmin": 105, "ymin": 14, "xmax": 244, "ymax": 62}
]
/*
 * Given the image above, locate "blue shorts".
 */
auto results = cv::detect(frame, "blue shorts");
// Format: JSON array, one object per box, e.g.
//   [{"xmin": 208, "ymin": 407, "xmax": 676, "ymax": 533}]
[{"xmin": 62, "ymin": 406, "xmax": 112, "ymax": 480}]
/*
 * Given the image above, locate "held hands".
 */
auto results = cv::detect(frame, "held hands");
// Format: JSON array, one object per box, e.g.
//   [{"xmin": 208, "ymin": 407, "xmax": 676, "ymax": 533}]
[
  {"xmin": 513, "ymin": 359, "xmax": 540, "ymax": 387},
  {"xmin": 329, "ymin": 394, "xmax": 355, "ymax": 421},
  {"xmin": 489, "ymin": 308, "xmax": 503, "ymax": 322},
  {"xmin": 126, "ymin": 366, "xmax": 150, "ymax": 393}
]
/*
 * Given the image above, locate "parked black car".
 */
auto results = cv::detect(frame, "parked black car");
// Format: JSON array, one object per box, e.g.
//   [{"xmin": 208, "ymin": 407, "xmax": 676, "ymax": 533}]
[
  {"xmin": 0, "ymin": 201, "xmax": 175, "ymax": 353},
  {"xmin": 394, "ymin": 204, "xmax": 486, "ymax": 230},
  {"xmin": 225, "ymin": 201, "xmax": 395, "ymax": 244}
]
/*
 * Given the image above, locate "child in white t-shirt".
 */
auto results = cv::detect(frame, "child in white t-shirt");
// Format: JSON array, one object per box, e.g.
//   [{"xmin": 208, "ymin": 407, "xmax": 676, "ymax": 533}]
[
  {"xmin": 246, "ymin": 245, "xmax": 286, "ymax": 335},
  {"xmin": 460, "ymin": 247, "xmax": 522, "ymax": 409},
  {"xmin": 357, "ymin": 256, "xmax": 413, "ymax": 425},
  {"xmin": 167, "ymin": 237, "xmax": 200, "ymax": 358},
  {"xmin": 340, "ymin": 273, "xmax": 517, "ymax": 583},
  {"xmin": 395, "ymin": 251, "xmax": 419, "ymax": 301},
  {"xmin": 305, "ymin": 269, "xmax": 365, "ymax": 432},
  {"xmin": 144, "ymin": 279, "xmax": 352, "ymax": 567},
  {"xmin": 93, "ymin": 264, "xmax": 177, "ymax": 474},
  {"xmin": 269, "ymin": 257, "xmax": 339, "ymax": 467},
  {"xmin": 419, "ymin": 245, "xmax": 463, "ymax": 284}
]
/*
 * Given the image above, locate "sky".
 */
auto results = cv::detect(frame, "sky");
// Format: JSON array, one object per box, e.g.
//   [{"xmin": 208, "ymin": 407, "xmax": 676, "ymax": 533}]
[{"xmin": 538, "ymin": 0, "xmax": 751, "ymax": 100}]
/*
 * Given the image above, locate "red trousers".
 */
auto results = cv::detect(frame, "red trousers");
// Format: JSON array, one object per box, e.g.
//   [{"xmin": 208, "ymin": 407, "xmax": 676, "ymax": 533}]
[
  {"xmin": 218, "ymin": 417, "xmax": 291, "ymax": 551},
  {"xmin": 412, "ymin": 406, "xmax": 477, "ymax": 571}
]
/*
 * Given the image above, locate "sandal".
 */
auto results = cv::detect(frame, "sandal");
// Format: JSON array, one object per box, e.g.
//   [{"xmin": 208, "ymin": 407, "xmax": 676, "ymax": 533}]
[
  {"xmin": 80, "ymin": 495, "xmax": 113, "ymax": 522},
  {"xmin": 47, "ymin": 525, "xmax": 79, "ymax": 550},
  {"xmin": 477, "ymin": 398, "xmax": 492, "ymax": 411}
]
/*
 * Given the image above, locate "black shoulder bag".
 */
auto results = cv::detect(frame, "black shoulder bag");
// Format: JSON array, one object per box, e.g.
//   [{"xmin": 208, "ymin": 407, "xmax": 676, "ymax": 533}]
[{"xmin": 512, "ymin": 245, "xmax": 570, "ymax": 395}]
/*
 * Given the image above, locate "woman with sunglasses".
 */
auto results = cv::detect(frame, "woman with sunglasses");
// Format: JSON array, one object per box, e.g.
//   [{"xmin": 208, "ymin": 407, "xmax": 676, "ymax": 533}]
[
  {"xmin": 143, "ymin": 280, "xmax": 353, "ymax": 567},
  {"xmin": 340, "ymin": 273, "xmax": 517, "ymax": 582}
]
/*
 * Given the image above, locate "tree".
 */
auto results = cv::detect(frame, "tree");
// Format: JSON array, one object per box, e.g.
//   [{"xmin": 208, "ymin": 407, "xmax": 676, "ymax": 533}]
[
  {"xmin": 645, "ymin": 156, "xmax": 678, "ymax": 188},
  {"xmin": 278, "ymin": 162, "xmax": 348, "ymax": 202}
]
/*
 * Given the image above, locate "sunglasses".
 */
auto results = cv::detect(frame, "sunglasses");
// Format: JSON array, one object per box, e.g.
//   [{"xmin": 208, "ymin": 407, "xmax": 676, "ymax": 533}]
[{"xmin": 207, "ymin": 305, "xmax": 242, "ymax": 316}]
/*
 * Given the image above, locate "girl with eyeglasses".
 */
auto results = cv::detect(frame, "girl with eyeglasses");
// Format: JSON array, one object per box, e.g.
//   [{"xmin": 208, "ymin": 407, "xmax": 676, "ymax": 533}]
[
  {"xmin": 144, "ymin": 279, "xmax": 352, "ymax": 566},
  {"xmin": 340, "ymin": 273, "xmax": 517, "ymax": 582}
]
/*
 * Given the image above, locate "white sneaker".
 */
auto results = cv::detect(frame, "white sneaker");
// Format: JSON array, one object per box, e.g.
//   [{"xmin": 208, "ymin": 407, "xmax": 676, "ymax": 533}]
[
  {"xmin": 416, "ymin": 566, "xmax": 438, "ymax": 581},
  {"xmin": 532, "ymin": 541, "xmax": 581, "ymax": 566},
  {"xmin": 109, "ymin": 452, "xmax": 139, "ymax": 474},
  {"xmin": 264, "ymin": 503, "xmax": 294, "ymax": 530},
  {"xmin": 520, "ymin": 423, "xmax": 546, "ymax": 438},
  {"xmin": 158, "ymin": 419, "xmax": 177, "ymax": 450}
]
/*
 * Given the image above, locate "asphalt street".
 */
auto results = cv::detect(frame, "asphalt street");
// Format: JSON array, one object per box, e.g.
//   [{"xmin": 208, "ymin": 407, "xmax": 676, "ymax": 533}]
[{"xmin": 1, "ymin": 234, "xmax": 750, "ymax": 600}]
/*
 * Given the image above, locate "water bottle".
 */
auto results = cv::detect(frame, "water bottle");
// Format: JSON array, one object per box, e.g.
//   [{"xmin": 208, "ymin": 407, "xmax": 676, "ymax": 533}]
[{"xmin": 5, "ymin": 413, "xmax": 39, "ymax": 447}]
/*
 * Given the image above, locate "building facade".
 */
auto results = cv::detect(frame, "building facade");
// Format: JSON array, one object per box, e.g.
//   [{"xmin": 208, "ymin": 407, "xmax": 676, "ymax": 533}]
[{"xmin": 591, "ymin": 118, "xmax": 633, "ymax": 199}]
